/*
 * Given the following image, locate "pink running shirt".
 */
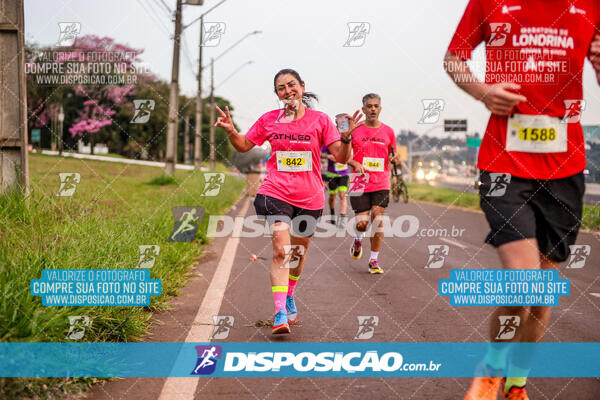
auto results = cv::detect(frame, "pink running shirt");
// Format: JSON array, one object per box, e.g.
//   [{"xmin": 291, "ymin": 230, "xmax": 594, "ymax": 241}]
[
  {"xmin": 246, "ymin": 108, "xmax": 341, "ymax": 210},
  {"xmin": 350, "ymin": 123, "xmax": 396, "ymax": 193}
]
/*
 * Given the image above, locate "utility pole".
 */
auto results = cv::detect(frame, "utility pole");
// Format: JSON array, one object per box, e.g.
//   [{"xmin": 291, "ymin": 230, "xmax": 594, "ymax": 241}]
[
  {"xmin": 164, "ymin": 0, "xmax": 183, "ymax": 176},
  {"xmin": 183, "ymin": 114, "xmax": 190, "ymax": 164},
  {"xmin": 209, "ymin": 58, "xmax": 216, "ymax": 169},
  {"xmin": 194, "ymin": 15, "xmax": 204, "ymax": 168},
  {"xmin": 50, "ymin": 113, "xmax": 57, "ymax": 152},
  {"xmin": 0, "ymin": 0, "xmax": 29, "ymax": 196},
  {"xmin": 58, "ymin": 106, "xmax": 64, "ymax": 156}
]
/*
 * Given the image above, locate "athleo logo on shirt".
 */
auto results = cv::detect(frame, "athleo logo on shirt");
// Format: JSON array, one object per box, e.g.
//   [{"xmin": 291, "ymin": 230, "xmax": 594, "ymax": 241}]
[
  {"xmin": 272, "ymin": 133, "xmax": 312, "ymax": 142},
  {"xmin": 360, "ymin": 137, "xmax": 386, "ymax": 144}
]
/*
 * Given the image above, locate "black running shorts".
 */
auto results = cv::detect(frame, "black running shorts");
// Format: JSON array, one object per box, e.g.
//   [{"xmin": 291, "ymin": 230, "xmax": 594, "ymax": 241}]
[
  {"xmin": 328, "ymin": 175, "xmax": 349, "ymax": 194},
  {"xmin": 254, "ymin": 194, "xmax": 323, "ymax": 237},
  {"xmin": 350, "ymin": 190, "xmax": 390, "ymax": 214},
  {"xmin": 479, "ymin": 170, "xmax": 584, "ymax": 262}
]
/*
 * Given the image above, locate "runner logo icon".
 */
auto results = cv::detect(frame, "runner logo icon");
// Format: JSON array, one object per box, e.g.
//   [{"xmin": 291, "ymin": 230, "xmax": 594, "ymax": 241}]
[
  {"xmin": 486, "ymin": 173, "xmax": 511, "ymax": 197},
  {"xmin": 65, "ymin": 315, "xmax": 90, "ymax": 340},
  {"xmin": 562, "ymin": 100, "xmax": 585, "ymax": 124},
  {"xmin": 496, "ymin": 316, "xmax": 520, "ymax": 340},
  {"xmin": 137, "ymin": 245, "xmax": 160, "ymax": 268},
  {"xmin": 168, "ymin": 207, "xmax": 204, "ymax": 242},
  {"xmin": 281, "ymin": 245, "xmax": 305, "ymax": 269},
  {"xmin": 191, "ymin": 345, "xmax": 222, "ymax": 375},
  {"xmin": 348, "ymin": 173, "xmax": 370, "ymax": 196},
  {"xmin": 344, "ymin": 22, "xmax": 370, "ymax": 47},
  {"xmin": 566, "ymin": 245, "xmax": 590, "ymax": 269},
  {"xmin": 200, "ymin": 173, "xmax": 225, "ymax": 196},
  {"xmin": 355, "ymin": 316, "xmax": 379, "ymax": 339},
  {"xmin": 57, "ymin": 173, "xmax": 81, "ymax": 197},
  {"xmin": 131, "ymin": 100, "xmax": 155, "ymax": 124},
  {"xmin": 57, "ymin": 22, "xmax": 81, "ymax": 46},
  {"xmin": 418, "ymin": 99, "xmax": 445, "ymax": 124},
  {"xmin": 487, "ymin": 23, "xmax": 511, "ymax": 47},
  {"xmin": 425, "ymin": 245, "xmax": 449, "ymax": 269},
  {"xmin": 211, "ymin": 316, "xmax": 234, "ymax": 340},
  {"xmin": 202, "ymin": 22, "xmax": 226, "ymax": 47}
]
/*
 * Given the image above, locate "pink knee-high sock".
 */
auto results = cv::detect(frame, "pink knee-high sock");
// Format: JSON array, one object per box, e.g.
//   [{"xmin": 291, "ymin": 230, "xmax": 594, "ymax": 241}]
[
  {"xmin": 272, "ymin": 286, "xmax": 287, "ymax": 314},
  {"xmin": 288, "ymin": 274, "xmax": 299, "ymax": 296}
]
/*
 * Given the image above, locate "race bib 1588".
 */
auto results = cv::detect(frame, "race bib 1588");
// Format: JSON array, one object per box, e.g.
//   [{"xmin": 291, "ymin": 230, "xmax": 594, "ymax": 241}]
[{"xmin": 505, "ymin": 114, "xmax": 567, "ymax": 153}]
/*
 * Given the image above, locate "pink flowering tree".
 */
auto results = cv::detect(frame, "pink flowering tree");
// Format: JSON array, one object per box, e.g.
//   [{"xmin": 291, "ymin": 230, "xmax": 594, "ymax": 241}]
[
  {"xmin": 66, "ymin": 35, "xmax": 142, "ymax": 154},
  {"xmin": 26, "ymin": 36, "xmax": 144, "ymax": 153}
]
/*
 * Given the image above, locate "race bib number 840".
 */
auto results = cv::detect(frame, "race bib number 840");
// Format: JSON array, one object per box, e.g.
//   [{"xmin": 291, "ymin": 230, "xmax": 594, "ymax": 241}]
[
  {"xmin": 505, "ymin": 114, "xmax": 567, "ymax": 153},
  {"xmin": 276, "ymin": 151, "xmax": 312, "ymax": 172}
]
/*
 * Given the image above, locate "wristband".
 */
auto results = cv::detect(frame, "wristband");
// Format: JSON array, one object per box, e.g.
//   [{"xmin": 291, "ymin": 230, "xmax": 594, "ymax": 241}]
[{"xmin": 341, "ymin": 134, "xmax": 353, "ymax": 144}]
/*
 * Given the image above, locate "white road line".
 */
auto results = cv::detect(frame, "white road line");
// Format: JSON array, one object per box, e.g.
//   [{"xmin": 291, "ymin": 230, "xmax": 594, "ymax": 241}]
[
  {"xmin": 158, "ymin": 197, "xmax": 250, "ymax": 400},
  {"xmin": 590, "ymin": 293, "xmax": 600, "ymax": 299},
  {"xmin": 440, "ymin": 237, "xmax": 469, "ymax": 249}
]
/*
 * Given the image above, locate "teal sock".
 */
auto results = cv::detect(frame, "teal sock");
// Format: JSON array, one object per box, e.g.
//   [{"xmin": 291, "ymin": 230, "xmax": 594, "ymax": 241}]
[{"xmin": 484, "ymin": 343, "xmax": 509, "ymax": 371}]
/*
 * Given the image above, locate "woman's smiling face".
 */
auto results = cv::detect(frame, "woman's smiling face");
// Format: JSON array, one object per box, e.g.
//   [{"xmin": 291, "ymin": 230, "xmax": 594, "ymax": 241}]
[{"xmin": 275, "ymin": 73, "xmax": 304, "ymax": 109}]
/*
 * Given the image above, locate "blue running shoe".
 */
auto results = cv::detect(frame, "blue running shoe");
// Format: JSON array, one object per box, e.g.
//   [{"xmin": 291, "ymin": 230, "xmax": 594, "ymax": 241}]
[
  {"xmin": 272, "ymin": 309, "xmax": 290, "ymax": 334},
  {"xmin": 286, "ymin": 295, "xmax": 298, "ymax": 324}
]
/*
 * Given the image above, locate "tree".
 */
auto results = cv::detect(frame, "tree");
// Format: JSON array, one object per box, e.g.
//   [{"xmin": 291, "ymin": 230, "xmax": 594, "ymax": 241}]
[{"xmin": 64, "ymin": 36, "xmax": 143, "ymax": 154}]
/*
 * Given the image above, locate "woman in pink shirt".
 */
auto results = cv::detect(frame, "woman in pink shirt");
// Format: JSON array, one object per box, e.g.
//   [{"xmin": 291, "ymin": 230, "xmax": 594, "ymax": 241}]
[{"xmin": 215, "ymin": 69, "xmax": 363, "ymax": 334}]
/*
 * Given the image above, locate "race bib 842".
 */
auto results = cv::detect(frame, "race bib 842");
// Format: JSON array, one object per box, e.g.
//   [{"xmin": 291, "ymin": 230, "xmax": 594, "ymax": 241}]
[{"xmin": 276, "ymin": 151, "xmax": 312, "ymax": 172}]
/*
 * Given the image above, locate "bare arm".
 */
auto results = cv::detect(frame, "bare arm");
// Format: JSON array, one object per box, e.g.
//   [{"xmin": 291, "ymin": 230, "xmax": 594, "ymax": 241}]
[
  {"xmin": 400, "ymin": 160, "xmax": 412, "ymax": 175},
  {"xmin": 588, "ymin": 33, "xmax": 600, "ymax": 85},
  {"xmin": 443, "ymin": 50, "xmax": 527, "ymax": 115},
  {"xmin": 214, "ymin": 106, "xmax": 255, "ymax": 153}
]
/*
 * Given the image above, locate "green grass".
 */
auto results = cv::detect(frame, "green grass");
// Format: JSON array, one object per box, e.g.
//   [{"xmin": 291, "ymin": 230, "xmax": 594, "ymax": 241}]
[
  {"xmin": 0, "ymin": 153, "xmax": 245, "ymax": 398},
  {"xmin": 407, "ymin": 182, "xmax": 599, "ymax": 231},
  {"xmin": 146, "ymin": 174, "xmax": 179, "ymax": 186},
  {"xmin": 407, "ymin": 182, "xmax": 480, "ymax": 210}
]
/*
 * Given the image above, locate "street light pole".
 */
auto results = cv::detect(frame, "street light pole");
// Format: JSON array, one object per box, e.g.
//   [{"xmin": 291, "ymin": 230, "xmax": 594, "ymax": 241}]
[
  {"xmin": 214, "ymin": 60, "xmax": 253, "ymax": 90},
  {"xmin": 193, "ymin": 27, "xmax": 261, "ymax": 169},
  {"xmin": 183, "ymin": 114, "xmax": 190, "ymax": 164},
  {"xmin": 209, "ymin": 58, "xmax": 216, "ymax": 169},
  {"xmin": 58, "ymin": 105, "xmax": 64, "ymax": 156},
  {"xmin": 164, "ymin": 0, "xmax": 183, "ymax": 176},
  {"xmin": 193, "ymin": 14, "xmax": 204, "ymax": 168}
]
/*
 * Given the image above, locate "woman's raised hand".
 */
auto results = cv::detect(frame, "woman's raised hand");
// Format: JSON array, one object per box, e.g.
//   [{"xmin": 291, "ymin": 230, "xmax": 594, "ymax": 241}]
[{"xmin": 214, "ymin": 105, "xmax": 236, "ymax": 134}]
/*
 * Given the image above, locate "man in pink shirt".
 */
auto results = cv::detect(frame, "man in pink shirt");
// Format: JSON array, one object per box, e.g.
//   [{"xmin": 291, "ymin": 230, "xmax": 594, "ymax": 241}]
[
  {"xmin": 348, "ymin": 93, "xmax": 397, "ymax": 274},
  {"xmin": 215, "ymin": 69, "xmax": 363, "ymax": 334}
]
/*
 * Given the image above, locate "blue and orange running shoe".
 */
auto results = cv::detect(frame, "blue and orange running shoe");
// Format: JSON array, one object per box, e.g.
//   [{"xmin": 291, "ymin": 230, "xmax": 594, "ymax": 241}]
[
  {"xmin": 350, "ymin": 239, "xmax": 363, "ymax": 259},
  {"xmin": 464, "ymin": 363, "xmax": 503, "ymax": 400},
  {"xmin": 368, "ymin": 259, "xmax": 384, "ymax": 274},
  {"xmin": 286, "ymin": 295, "xmax": 297, "ymax": 324},
  {"xmin": 272, "ymin": 309, "xmax": 290, "ymax": 335}
]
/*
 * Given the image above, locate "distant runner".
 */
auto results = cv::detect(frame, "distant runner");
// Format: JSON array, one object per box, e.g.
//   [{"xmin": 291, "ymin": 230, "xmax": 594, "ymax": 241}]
[
  {"xmin": 321, "ymin": 145, "xmax": 350, "ymax": 228},
  {"xmin": 348, "ymin": 93, "xmax": 397, "ymax": 274}
]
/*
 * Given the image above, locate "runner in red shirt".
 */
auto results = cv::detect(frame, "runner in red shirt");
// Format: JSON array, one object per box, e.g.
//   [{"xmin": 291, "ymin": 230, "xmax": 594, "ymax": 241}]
[
  {"xmin": 347, "ymin": 93, "xmax": 397, "ymax": 274},
  {"xmin": 216, "ymin": 68, "xmax": 362, "ymax": 335},
  {"xmin": 445, "ymin": 1, "xmax": 600, "ymax": 398}
]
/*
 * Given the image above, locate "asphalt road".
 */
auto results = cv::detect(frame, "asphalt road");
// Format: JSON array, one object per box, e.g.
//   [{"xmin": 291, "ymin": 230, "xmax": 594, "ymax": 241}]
[{"xmin": 85, "ymin": 195, "xmax": 600, "ymax": 400}]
